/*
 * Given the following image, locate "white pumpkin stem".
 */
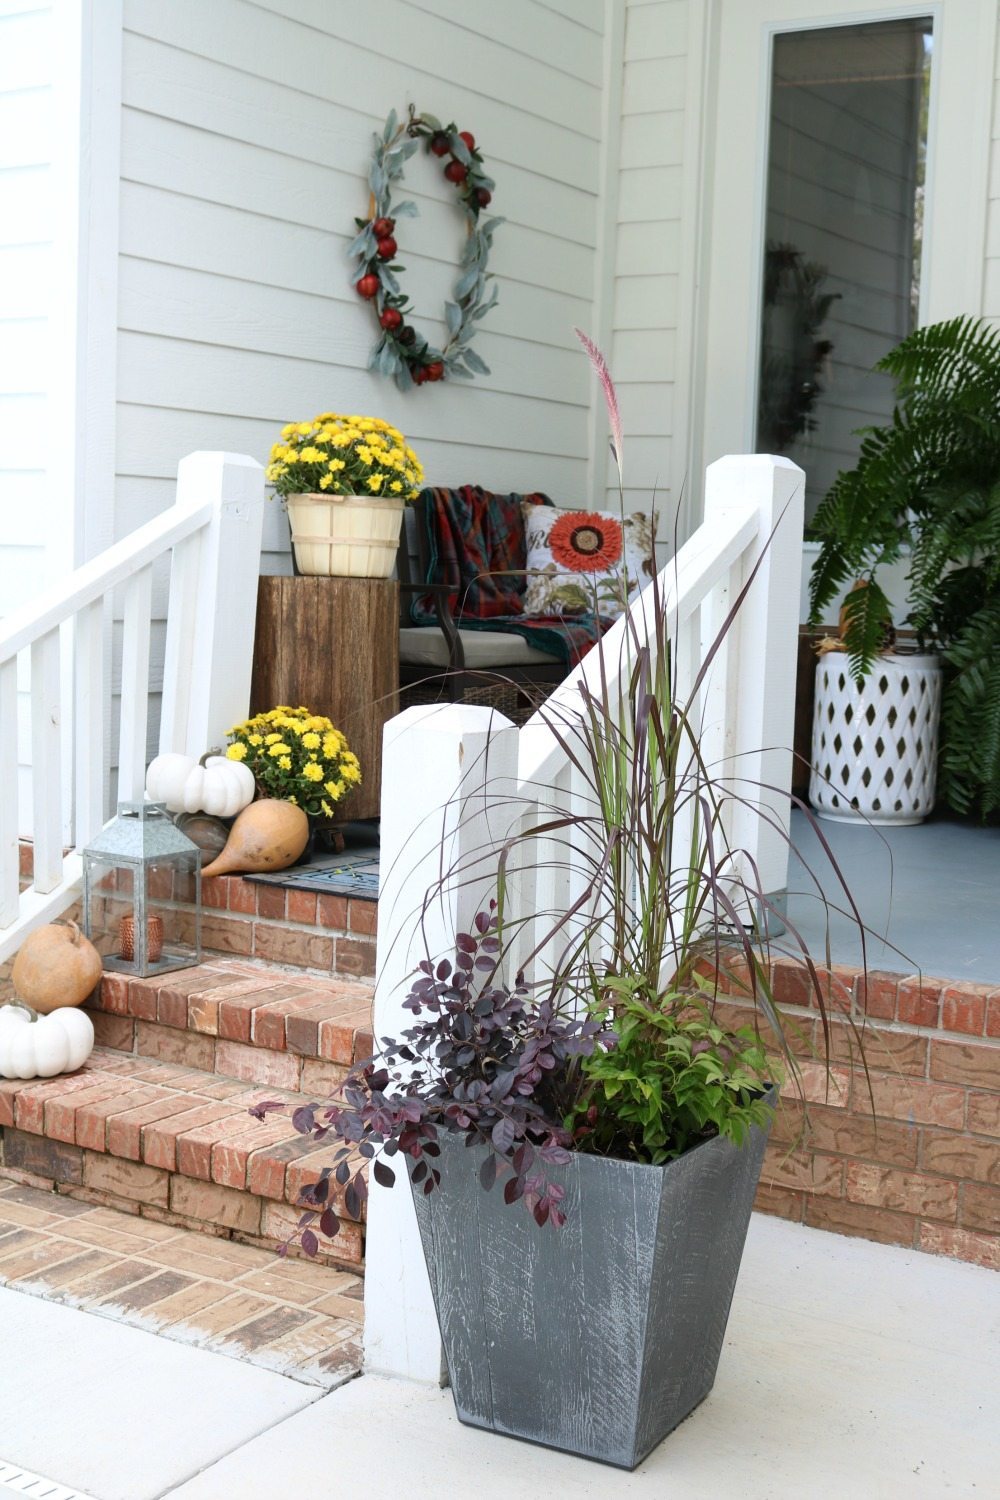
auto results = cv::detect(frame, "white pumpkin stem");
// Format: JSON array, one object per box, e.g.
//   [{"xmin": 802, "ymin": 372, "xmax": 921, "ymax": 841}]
[
  {"xmin": 3, "ymin": 998, "xmax": 39, "ymax": 1022},
  {"xmin": 199, "ymin": 749, "xmax": 223, "ymax": 767}
]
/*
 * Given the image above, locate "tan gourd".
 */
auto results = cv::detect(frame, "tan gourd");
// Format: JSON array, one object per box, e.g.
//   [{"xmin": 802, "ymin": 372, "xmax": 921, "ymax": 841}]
[
  {"xmin": 11, "ymin": 920, "xmax": 103, "ymax": 1014},
  {"xmin": 200, "ymin": 799, "xmax": 309, "ymax": 878}
]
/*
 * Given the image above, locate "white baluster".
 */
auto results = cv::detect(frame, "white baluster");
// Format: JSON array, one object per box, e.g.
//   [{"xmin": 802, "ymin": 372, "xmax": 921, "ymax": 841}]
[
  {"xmin": 0, "ymin": 657, "xmax": 19, "ymax": 926},
  {"xmin": 159, "ymin": 529, "xmax": 203, "ymax": 755},
  {"xmin": 31, "ymin": 630, "xmax": 63, "ymax": 894},
  {"xmin": 117, "ymin": 565, "xmax": 153, "ymax": 802},
  {"xmin": 74, "ymin": 599, "xmax": 106, "ymax": 848}
]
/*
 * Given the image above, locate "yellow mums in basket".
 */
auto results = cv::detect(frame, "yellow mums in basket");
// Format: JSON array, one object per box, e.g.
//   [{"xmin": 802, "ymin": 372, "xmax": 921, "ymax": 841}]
[
  {"xmin": 226, "ymin": 706, "xmax": 361, "ymax": 819},
  {"xmin": 265, "ymin": 413, "xmax": 424, "ymax": 501}
]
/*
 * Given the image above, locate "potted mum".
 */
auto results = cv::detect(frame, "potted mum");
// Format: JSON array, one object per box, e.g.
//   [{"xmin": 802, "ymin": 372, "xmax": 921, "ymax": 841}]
[
  {"xmin": 265, "ymin": 413, "xmax": 424, "ymax": 578},
  {"xmin": 251, "ymin": 349, "xmax": 865, "ymax": 1469},
  {"xmin": 226, "ymin": 706, "xmax": 361, "ymax": 842},
  {"xmin": 809, "ymin": 316, "xmax": 1000, "ymax": 821}
]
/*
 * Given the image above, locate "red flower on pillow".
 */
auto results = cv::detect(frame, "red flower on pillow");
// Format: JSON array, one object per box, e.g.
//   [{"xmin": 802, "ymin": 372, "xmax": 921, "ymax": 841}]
[{"xmin": 548, "ymin": 512, "xmax": 623, "ymax": 573}]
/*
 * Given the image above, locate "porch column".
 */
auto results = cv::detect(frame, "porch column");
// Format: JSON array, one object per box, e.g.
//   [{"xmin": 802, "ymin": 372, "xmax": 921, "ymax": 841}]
[{"xmin": 364, "ymin": 702, "xmax": 518, "ymax": 1383}]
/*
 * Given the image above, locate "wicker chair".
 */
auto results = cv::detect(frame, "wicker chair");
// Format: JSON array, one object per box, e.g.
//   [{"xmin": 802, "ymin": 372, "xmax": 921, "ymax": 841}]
[{"xmin": 396, "ymin": 494, "xmax": 568, "ymax": 725}]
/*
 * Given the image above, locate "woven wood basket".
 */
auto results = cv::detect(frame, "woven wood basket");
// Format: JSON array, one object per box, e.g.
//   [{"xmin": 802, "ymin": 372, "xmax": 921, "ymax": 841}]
[{"xmin": 286, "ymin": 492, "xmax": 405, "ymax": 578}]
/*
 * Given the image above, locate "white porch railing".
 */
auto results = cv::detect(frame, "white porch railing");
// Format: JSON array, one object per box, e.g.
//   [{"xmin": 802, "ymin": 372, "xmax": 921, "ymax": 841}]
[
  {"xmin": 0, "ymin": 451, "xmax": 264, "ymax": 962},
  {"xmin": 365, "ymin": 453, "xmax": 805, "ymax": 1382}
]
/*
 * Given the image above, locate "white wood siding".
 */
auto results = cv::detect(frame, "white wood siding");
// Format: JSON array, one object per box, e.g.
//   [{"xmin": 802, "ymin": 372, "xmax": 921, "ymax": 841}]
[
  {"xmin": 985, "ymin": 18, "xmax": 1000, "ymax": 321},
  {"xmin": 115, "ymin": 0, "xmax": 608, "ymax": 586},
  {"xmin": 607, "ymin": 0, "xmax": 688, "ymax": 524},
  {"xmin": 0, "ymin": 2, "xmax": 57, "ymax": 618}
]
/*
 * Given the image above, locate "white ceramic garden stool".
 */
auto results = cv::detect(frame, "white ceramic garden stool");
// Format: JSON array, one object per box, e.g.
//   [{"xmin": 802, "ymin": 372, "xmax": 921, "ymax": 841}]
[{"xmin": 809, "ymin": 651, "xmax": 942, "ymax": 825}]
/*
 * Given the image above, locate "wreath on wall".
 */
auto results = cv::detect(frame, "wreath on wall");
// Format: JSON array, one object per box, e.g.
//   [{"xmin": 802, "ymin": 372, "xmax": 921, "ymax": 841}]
[{"xmin": 349, "ymin": 106, "xmax": 503, "ymax": 389}]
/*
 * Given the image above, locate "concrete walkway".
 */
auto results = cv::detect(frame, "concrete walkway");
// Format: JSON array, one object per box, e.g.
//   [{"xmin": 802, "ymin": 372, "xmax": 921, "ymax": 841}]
[{"xmin": 2, "ymin": 1215, "xmax": 997, "ymax": 1500}]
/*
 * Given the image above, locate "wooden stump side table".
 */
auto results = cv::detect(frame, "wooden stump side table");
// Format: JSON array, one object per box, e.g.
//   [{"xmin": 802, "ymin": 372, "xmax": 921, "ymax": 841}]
[{"xmin": 250, "ymin": 576, "xmax": 399, "ymax": 822}]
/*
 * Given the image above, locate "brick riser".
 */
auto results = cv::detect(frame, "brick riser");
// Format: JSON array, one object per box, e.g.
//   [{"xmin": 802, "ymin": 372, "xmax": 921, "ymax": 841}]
[
  {"xmin": 87, "ymin": 961, "xmax": 375, "ymax": 1095},
  {"xmin": 198, "ymin": 876, "xmax": 376, "ymax": 980},
  {"xmin": 710, "ymin": 958, "xmax": 1000, "ymax": 1271},
  {"xmin": 0, "ymin": 1051, "xmax": 365, "ymax": 1268},
  {"xmin": 0, "ymin": 963, "xmax": 375, "ymax": 1270}
]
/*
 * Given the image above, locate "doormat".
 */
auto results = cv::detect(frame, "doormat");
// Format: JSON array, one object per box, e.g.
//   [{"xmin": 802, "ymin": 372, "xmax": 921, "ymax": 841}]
[{"xmin": 248, "ymin": 848, "xmax": 381, "ymax": 900}]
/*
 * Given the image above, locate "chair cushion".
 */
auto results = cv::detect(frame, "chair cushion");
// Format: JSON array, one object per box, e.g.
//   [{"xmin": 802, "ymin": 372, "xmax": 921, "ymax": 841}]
[
  {"xmin": 521, "ymin": 505, "xmax": 655, "ymax": 620},
  {"xmin": 399, "ymin": 627, "xmax": 561, "ymax": 669}
]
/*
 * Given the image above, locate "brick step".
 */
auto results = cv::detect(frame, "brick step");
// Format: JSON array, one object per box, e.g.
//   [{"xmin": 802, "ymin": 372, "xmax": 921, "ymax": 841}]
[
  {"xmin": 0, "ymin": 1048, "xmax": 366, "ymax": 1268},
  {"xmin": 88, "ymin": 960, "xmax": 375, "ymax": 1090}
]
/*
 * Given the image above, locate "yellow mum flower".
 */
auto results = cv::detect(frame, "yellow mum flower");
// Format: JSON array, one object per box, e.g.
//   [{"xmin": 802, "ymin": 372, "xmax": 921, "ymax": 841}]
[
  {"xmin": 300, "ymin": 446, "xmax": 325, "ymax": 463},
  {"xmin": 323, "ymin": 780, "xmax": 345, "ymax": 801},
  {"xmin": 248, "ymin": 733, "xmax": 263, "ymax": 746},
  {"xmin": 319, "ymin": 473, "xmax": 333, "ymax": 489},
  {"xmin": 320, "ymin": 799, "xmax": 333, "ymax": 816},
  {"xmin": 268, "ymin": 741, "xmax": 291, "ymax": 757},
  {"xmin": 279, "ymin": 756, "xmax": 292, "ymax": 771},
  {"xmin": 265, "ymin": 732, "xmax": 281, "ymax": 745},
  {"xmin": 329, "ymin": 458, "xmax": 346, "ymax": 472},
  {"xmin": 322, "ymin": 735, "xmax": 337, "ymax": 757},
  {"xmin": 302, "ymin": 732, "xmax": 321, "ymax": 749},
  {"xmin": 296, "ymin": 422, "xmax": 313, "ymax": 436},
  {"xmin": 366, "ymin": 473, "xmax": 384, "ymax": 492},
  {"xmin": 226, "ymin": 743, "xmax": 248, "ymax": 761},
  {"xmin": 342, "ymin": 763, "xmax": 361, "ymax": 784},
  {"xmin": 389, "ymin": 480, "xmax": 403, "ymax": 493},
  {"xmin": 302, "ymin": 761, "xmax": 324, "ymax": 782}
]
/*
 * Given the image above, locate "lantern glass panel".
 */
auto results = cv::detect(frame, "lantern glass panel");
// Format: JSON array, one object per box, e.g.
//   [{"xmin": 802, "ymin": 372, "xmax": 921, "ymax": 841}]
[{"xmin": 82, "ymin": 802, "xmax": 202, "ymax": 978}]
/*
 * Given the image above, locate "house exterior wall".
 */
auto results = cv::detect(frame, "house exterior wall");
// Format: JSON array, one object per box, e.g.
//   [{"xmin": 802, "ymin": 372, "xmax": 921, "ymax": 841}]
[
  {"xmin": 0, "ymin": 2, "xmax": 68, "ymax": 614},
  {"xmin": 89, "ymin": 0, "xmax": 612, "ymax": 778},
  {"xmin": 607, "ymin": 0, "xmax": 1000, "ymax": 606},
  {"xmin": 113, "ymin": 0, "xmax": 608, "ymax": 580},
  {"xmin": 606, "ymin": 0, "xmax": 688, "ymax": 522}
]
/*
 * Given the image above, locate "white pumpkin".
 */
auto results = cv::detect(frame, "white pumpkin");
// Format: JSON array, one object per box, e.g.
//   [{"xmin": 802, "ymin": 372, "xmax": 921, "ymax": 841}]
[
  {"xmin": 0, "ymin": 1004, "xmax": 94, "ymax": 1080},
  {"xmin": 145, "ymin": 749, "xmax": 255, "ymax": 818}
]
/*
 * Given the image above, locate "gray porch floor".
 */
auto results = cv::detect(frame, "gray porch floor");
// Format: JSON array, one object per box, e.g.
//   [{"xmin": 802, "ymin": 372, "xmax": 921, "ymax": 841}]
[
  {"xmin": 786, "ymin": 810, "xmax": 1000, "ymax": 983},
  {"xmin": 5, "ymin": 1214, "xmax": 992, "ymax": 1500}
]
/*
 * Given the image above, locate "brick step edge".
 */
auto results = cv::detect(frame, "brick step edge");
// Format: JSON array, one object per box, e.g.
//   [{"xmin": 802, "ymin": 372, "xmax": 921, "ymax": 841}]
[
  {"xmin": 88, "ymin": 961, "xmax": 375, "ymax": 1086},
  {"xmin": 0, "ymin": 1051, "xmax": 368, "ymax": 1268},
  {"xmin": 0, "ymin": 1160, "xmax": 356, "ymax": 1271},
  {"xmin": 709, "ymin": 953, "xmax": 1000, "ymax": 1039}
]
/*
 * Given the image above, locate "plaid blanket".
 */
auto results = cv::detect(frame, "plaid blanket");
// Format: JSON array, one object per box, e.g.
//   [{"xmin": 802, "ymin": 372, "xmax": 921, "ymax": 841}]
[{"xmin": 410, "ymin": 486, "xmax": 603, "ymax": 667}]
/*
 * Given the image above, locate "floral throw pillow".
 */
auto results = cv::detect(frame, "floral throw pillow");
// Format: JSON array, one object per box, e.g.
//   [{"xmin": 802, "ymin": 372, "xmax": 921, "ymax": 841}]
[{"xmin": 521, "ymin": 505, "xmax": 655, "ymax": 620}]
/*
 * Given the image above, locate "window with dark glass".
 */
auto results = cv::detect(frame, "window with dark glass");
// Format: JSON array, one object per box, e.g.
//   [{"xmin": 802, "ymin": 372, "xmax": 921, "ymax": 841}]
[{"xmin": 756, "ymin": 17, "xmax": 933, "ymax": 519}]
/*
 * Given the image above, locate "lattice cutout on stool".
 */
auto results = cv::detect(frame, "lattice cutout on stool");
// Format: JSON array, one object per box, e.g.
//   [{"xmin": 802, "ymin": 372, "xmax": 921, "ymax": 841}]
[{"xmin": 809, "ymin": 656, "xmax": 941, "ymax": 824}]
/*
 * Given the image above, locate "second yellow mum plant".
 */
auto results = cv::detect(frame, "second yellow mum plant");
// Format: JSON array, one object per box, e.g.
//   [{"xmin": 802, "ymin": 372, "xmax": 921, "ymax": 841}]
[
  {"xmin": 226, "ymin": 707, "xmax": 361, "ymax": 820},
  {"xmin": 265, "ymin": 413, "xmax": 424, "ymax": 500}
]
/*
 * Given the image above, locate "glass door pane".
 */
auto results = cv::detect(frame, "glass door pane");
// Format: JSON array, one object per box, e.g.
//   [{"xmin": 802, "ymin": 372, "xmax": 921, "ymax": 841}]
[{"xmin": 755, "ymin": 16, "xmax": 933, "ymax": 520}]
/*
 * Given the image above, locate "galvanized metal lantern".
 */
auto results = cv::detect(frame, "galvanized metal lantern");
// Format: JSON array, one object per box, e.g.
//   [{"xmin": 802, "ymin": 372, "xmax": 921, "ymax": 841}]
[{"xmin": 82, "ymin": 802, "xmax": 202, "ymax": 978}]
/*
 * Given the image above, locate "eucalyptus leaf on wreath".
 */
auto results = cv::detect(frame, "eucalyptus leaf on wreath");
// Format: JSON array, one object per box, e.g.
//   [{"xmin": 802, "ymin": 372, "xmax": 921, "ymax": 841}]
[{"xmin": 349, "ymin": 102, "xmax": 503, "ymax": 387}]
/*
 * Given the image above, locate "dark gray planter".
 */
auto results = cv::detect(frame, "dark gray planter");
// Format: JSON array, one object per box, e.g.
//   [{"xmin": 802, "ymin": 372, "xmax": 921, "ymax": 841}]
[{"xmin": 410, "ymin": 1095, "xmax": 775, "ymax": 1469}]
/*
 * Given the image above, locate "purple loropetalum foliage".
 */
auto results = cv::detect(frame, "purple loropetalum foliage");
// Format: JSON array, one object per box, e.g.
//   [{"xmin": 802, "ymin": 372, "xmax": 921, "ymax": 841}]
[{"xmin": 249, "ymin": 904, "xmax": 615, "ymax": 1250}]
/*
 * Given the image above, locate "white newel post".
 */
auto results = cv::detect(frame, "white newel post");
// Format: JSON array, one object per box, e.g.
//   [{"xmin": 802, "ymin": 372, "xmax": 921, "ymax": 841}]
[
  {"xmin": 703, "ymin": 455, "xmax": 804, "ymax": 910},
  {"xmin": 161, "ymin": 452, "xmax": 264, "ymax": 756},
  {"xmin": 364, "ymin": 703, "xmax": 519, "ymax": 1383}
]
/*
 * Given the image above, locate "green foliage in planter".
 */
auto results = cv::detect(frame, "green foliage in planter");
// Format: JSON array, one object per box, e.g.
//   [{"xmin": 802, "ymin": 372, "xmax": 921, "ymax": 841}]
[
  {"xmin": 567, "ymin": 985, "xmax": 776, "ymax": 1164},
  {"xmin": 808, "ymin": 316, "xmax": 1000, "ymax": 818}
]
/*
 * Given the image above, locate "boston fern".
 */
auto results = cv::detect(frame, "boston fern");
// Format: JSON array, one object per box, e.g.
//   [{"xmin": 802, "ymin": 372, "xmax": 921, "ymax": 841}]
[{"xmin": 809, "ymin": 316, "xmax": 1000, "ymax": 817}]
